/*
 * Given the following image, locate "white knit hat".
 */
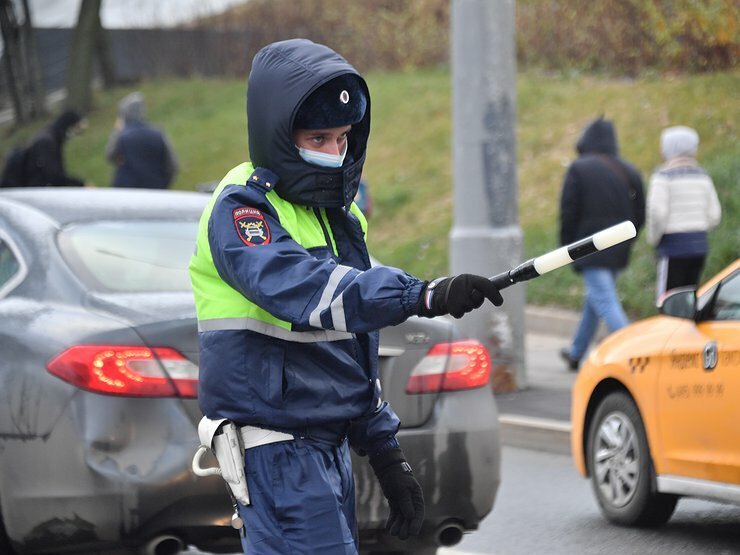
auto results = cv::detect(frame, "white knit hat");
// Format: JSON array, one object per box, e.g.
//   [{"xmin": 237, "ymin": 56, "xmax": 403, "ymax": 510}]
[{"xmin": 660, "ymin": 125, "xmax": 699, "ymax": 160}]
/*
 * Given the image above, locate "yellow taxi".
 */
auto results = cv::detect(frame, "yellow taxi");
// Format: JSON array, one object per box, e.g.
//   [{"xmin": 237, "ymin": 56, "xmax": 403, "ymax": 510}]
[{"xmin": 571, "ymin": 258, "xmax": 740, "ymax": 526}]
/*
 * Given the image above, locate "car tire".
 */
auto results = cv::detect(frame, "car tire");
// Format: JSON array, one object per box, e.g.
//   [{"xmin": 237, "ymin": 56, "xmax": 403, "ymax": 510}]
[{"xmin": 587, "ymin": 391, "xmax": 678, "ymax": 527}]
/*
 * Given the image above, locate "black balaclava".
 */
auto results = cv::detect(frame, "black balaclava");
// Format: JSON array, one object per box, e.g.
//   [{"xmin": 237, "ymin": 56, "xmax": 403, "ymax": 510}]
[{"xmin": 246, "ymin": 39, "xmax": 370, "ymax": 208}]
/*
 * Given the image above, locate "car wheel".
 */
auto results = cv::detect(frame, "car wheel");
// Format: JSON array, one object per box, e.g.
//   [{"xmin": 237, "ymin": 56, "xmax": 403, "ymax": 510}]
[{"xmin": 587, "ymin": 391, "xmax": 677, "ymax": 527}]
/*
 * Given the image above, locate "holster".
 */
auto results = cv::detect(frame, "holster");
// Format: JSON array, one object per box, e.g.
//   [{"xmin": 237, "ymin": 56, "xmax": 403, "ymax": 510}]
[{"xmin": 192, "ymin": 416, "xmax": 250, "ymax": 506}]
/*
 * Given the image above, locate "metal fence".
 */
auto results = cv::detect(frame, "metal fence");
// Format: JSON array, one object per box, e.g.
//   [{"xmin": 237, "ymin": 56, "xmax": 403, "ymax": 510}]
[{"xmin": 0, "ymin": 27, "xmax": 260, "ymax": 110}]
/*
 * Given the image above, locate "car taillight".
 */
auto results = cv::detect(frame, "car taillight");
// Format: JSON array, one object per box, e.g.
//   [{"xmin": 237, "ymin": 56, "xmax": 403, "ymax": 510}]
[
  {"xmin": 47, "ymin": 345, "xmax": 198, "ymax": 398},
  {"xmin": 405, "ymin": 340, "xmax": 491, "ymax": 394}
]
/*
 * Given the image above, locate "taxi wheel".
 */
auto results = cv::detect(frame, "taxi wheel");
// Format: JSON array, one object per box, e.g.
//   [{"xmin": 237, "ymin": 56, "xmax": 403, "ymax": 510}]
[{"xmin": 587, "ymin": 392, "xmax": 678, "ymax": 527}]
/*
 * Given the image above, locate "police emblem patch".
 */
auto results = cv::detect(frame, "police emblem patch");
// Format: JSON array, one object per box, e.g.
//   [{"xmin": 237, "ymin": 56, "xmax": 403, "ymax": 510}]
[{"xmin": 233, "ymin": 207, "xmax": 271, "ymax": 246}]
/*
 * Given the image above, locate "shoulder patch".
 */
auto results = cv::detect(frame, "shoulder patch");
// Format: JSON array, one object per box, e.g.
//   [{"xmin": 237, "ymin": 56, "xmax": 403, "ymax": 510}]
[{"xmin": 233, "ymin": 206, "xmax": 271, "ymax": 246}]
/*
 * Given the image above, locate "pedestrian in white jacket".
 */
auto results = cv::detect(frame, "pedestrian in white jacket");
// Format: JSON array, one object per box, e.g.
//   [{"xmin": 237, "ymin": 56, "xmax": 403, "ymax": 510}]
[{"xmin": 647, "ymin": 125, "xmax": 721, "ymax": 299}]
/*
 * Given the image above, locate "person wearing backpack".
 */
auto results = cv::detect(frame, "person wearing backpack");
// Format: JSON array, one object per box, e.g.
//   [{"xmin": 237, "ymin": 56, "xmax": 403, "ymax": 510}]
[{"xmin": 558, "ymin": 116, "xmax": 645, "ymax": 371}]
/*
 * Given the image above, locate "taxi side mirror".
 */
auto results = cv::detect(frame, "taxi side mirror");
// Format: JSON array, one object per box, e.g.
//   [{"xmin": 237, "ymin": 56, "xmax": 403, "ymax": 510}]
[{"xmin": 658, "ymin": 288, "xmax": 696, "ymax": 319}]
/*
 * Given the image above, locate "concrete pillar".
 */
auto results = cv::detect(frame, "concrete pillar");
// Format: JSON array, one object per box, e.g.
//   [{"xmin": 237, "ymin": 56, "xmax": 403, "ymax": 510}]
[{"xmin": 449, "ymin": 0, "xmax": 526, "ymax": 391}]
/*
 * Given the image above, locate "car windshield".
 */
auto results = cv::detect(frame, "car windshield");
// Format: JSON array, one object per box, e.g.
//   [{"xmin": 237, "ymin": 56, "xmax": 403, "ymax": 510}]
[{"xmin": 58, "ymin": 221, "xmax": 198, "ymax": 293}]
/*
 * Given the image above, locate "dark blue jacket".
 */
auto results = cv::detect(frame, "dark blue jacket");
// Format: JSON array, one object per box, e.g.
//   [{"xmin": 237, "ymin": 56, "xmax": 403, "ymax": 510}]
[{"xmin": 109, "ymin": 121, "xmax": 177, "ymax": 189}]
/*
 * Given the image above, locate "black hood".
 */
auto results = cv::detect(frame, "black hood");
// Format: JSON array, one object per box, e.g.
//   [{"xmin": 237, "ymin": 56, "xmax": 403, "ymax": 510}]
[
  {"xmin": 576, "ymin": 116, "xmax": 619, "ymax": 156},
  {"xmin": 246, "ymin": 39, "xmax": 370, "ymax": 208},
  {"xmin": 49, "ymin": 110, "xmax": 82, "ymax": 143}
]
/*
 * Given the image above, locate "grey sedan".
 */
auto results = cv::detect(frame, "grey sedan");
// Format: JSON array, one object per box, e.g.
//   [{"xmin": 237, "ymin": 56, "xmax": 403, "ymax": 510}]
[{"xmin": 0, "ymin": 187, "xmax": 501, "ymax": 555}]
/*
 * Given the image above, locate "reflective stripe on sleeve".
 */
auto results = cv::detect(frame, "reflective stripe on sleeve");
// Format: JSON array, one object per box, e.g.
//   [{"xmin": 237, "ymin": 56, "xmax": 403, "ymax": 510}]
[
  {"xmin": 309, "ymin": 264, "xmax": 355, "ymax": 329},
  {"xmin": 330, "ymin": 294, "xmax": 347, "ymax": 332},
  {"xmin": 198, "ymin": 317, "xmax": 353, "ymax": 342}
]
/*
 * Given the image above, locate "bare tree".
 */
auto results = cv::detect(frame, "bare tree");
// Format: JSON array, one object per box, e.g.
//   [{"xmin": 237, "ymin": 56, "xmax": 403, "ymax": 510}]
[
  {"xmin": 95, "ymin": 6, "xmax": 116, "ymax": 89},
  {"xmin": 0, "ymin": 0, "xmax": 45, "ymax": 125},
  {"xmin": 65, "ymin": 0, "xmax": 118, "ymax": 113},
  {"xmin": 19, "ymin": 0, "xmax": 44, "ymax": 115},
  {"xmin": 65, "ymin": 0, "xmax": 102, "ymax": 113}
]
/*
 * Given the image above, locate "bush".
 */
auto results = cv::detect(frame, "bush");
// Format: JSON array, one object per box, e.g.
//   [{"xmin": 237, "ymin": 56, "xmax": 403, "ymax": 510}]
[
  {"xmin": 202, "ymin": 0, "xmax": 739, "ymax": 75},
  {"xmin": 197, "ymin": 0, "xmax": 450, "ymax": 72},
  {"xmin": 516, "ymin": 0, "xmax": 739, "ymax": 75}
]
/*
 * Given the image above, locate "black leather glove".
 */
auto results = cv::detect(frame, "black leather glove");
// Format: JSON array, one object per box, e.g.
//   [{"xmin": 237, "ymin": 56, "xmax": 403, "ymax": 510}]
[
  {"xmin": 369, "ymin": 447, "xmax": 425, "ymax": 540},
  {"xmin": 417, "ymin": 274, "xmax": 504, "ymax": 318}
]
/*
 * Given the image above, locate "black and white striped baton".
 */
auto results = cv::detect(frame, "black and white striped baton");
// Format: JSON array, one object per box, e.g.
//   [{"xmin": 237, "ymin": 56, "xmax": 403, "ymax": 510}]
[{"xmin": 489, "ymin": 221, "xmax": 637, "ymax": 290}]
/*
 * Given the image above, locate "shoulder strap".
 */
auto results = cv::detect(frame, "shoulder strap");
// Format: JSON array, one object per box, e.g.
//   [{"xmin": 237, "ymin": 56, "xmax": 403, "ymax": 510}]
[
  {"xmin": 246, "ymin": 167, "xmax": 279, "ymax": 194},
  {"xmin": 597, "ymin": 154, "xmax": 636, "ymax": 200}
]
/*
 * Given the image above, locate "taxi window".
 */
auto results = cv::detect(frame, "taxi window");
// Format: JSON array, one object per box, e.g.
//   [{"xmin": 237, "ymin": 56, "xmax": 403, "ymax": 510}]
[{"xmin": 706, "ymin": 271, "xmax": 740, "ymax": 321}]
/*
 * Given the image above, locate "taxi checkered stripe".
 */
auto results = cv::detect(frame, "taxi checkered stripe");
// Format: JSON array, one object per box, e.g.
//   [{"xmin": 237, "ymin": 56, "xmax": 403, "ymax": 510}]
[{"xmin": 629, "ymin": 356, "xmax": 650, "ymax": 373}]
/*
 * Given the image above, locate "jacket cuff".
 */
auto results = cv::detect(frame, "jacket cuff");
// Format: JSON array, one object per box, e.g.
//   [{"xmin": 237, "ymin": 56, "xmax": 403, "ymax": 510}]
[
  {"xmin": 347, "ymin": 401, "xmax": 400, "ymax": 456},
  {"xmin": 401, "ymin": 278, "xmax": 425, "ymax": 317},
  {"xmin": 368, "ymin": 436, "xmax": 400, "ymax": 458}
]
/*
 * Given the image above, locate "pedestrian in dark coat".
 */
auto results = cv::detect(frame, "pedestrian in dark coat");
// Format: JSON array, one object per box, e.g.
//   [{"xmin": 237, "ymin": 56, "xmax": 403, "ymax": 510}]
[
  {"xmin": 23, "ymin": 110, "xmax": 88, "ymax": 187},
  {"xmin": 105, "ymin": 92, "xmax": 179, "ymax": 189},
  {"xmin": 559, "ymin": 116, "xmax": 645, "ymax": 370}
]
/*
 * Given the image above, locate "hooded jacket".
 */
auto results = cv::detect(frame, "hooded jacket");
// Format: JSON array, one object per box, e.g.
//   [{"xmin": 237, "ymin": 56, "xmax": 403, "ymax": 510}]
[
  {"xmin": 189, "ymin": 39, "xmax": 424, "ymax": 455},
  {"xmin": 559, "ymin": 118, "xmax": 645, "ymax": 270},
  {"xmin": 23, "ymin": 110, "xmax": 84, "ymax": 187},
  {"xmin": 247, "ymin": 39, "xmax": 369, "ymax": 208},
  {"xmin": 105, "ymin": 92, "xmax": 178, "ymax": 189}
]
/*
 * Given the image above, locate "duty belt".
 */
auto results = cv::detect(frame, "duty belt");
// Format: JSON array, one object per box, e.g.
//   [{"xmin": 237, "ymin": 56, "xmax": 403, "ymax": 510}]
[
  {"xmin": 193, "ymin": 418, "xmax": 349, "ymax": 528},
  {"xmin": 267, "ymin": 421, "xmax": 350, "ymax": 446},
  {"xmin": 239, "ymin": 425, "xmax": 294, "ymax": 449}
]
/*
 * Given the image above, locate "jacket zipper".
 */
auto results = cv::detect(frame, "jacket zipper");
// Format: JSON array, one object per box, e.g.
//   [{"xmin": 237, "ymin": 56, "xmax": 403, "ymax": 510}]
[{"xmin": 313, "ymin": 207, "xmax": 336, "ymax": 257}]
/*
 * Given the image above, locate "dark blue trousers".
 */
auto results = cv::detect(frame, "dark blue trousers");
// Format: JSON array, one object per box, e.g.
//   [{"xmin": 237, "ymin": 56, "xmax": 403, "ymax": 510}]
[{"xmin": 237, "ymin": 438, "xmax": 358, "ymax": 554}]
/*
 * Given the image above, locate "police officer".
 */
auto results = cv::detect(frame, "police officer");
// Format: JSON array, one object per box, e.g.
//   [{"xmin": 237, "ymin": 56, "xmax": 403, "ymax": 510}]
[{"xmin": 189, "ymin": 38, "xmax": 503, "ymax": 555}]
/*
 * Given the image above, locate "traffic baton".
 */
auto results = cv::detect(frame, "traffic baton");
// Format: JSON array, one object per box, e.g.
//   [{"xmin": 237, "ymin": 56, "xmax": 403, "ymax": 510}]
[{"xmin": 489, "ymin": 221, "xmax": 637, "ymax": 290}]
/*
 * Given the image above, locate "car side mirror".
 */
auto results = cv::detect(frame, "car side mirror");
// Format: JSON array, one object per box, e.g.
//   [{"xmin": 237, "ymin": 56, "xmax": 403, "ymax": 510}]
[{"xmin": 658, "ymin": 288, "xmax": 696, "ymax": 319}]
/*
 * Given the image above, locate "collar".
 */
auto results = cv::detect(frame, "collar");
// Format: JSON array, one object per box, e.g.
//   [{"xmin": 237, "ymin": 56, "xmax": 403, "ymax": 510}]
[{"xmin": 662, "ymin": 156, "xmax": 698, "ymax": 170}]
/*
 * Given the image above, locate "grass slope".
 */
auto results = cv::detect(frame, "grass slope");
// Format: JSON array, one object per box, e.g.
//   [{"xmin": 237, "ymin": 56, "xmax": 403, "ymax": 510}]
[
  {"xmin": 2, "ymin": 69, "xmax": 737, "ymax": 318},
  {"xmin": 367, "ymin": 69, "xmax": 738, "ymax": 318}
]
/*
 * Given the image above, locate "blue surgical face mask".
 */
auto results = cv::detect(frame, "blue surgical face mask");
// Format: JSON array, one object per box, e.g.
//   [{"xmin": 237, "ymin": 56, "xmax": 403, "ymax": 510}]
[{"xmin": 296, "ymin": 142, "xmax": 348, "ymax": 168}]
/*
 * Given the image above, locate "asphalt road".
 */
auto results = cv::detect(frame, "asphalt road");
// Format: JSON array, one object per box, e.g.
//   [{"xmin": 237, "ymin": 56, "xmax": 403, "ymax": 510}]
[
  {"xmin": 186, "ymin": 324, "xmax": 740, "ymax": 555},
  {"xmin": 187, "ymin": 444, "xmax": 739, "ymax": 555},
  {"xmin": 441, "ymin": 445, "xmax": 740, "ymax": 555}
]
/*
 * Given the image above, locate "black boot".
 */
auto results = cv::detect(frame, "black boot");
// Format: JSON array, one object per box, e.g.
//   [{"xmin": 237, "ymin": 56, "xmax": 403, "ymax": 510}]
[{"xmin": 559, "ymin": 348, "xmax": 580, "ymax": 371}]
